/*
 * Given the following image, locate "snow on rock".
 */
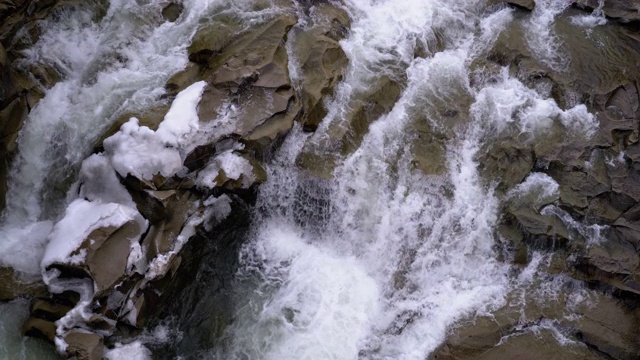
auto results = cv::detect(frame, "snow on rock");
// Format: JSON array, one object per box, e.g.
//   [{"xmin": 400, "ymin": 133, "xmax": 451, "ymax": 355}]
[
  {"xmin": 41, "ymin": 199, "xmax": 146, "ymax": 269},
  {"xmin": 103, "ymin": 81, "xmax": 207, "ymax": 180},
  {"xmin": 156, "ymin": 80, "xmax": 207, "ymax": 148},
  {"xmin": 196, "ymin": 150, "xmax": 258, "ymax": 189},
  {"xmin": 103, "ymin": 118, "xmax": 183, "ymax": 180},
  {"xmin": 79, "ymin": 153, "xmax": 136, "ymax": 208}
]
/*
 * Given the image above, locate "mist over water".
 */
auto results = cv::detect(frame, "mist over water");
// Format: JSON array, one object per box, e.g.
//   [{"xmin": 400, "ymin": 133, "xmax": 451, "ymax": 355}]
[{"xmin": 0, "ymin": 0, "xmax": 603, "ymax": 359}]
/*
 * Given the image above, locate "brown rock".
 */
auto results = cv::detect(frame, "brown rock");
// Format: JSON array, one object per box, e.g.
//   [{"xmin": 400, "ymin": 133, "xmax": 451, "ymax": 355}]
[
  {"xmin": 245, "ymin": 100, "xmax": 302, "ymax": 143},
  {"xmin": 455, "ymin": 329, "xmax": 598, "ymax": 359},
  {"xmin": 488, "ymin": 0, "xmax": 535, "ymax": 10},
  {"xmin": 575, "ymin": 0, "xmax": 640, "ymax": 22},
  {"xmin": 0, "ymin": 96, "xmax": 28, "ymax": 153},
  {"xmin": 52, "ymin": 219, "xmax": 147, "ymax": 297},
  {"xmin": 64, "ymin": 331, "xmax": 104, "ymax": 360},
  {"xmin": 140, "ymin": 191, "xmax": 198, "ymax": 265},
  {"xmin": 161, "ymin": 2, "xmax": 183, "ymax": 22},
  {"xmin": 575, "ymin": 296, "xmax": 640, "ymax": 359},
  {"xmin": 234, "ymin": 87, "xmax": 294, "ymax": 136},
  {"xmin": 87, "ymin": 221, "xmax": 145, "ymax": 295},
  {"xmin": 509, "ymin": 206, "xmax": 570, "ymax": 239},
  {"xmin": 130, "ymin": 189, "xmax": 176, "ymax": 224},
  {"xmin": 22, "ymin": 317, "xmax": 57, "ymax": 342},
  {"xmin": 30, "ymin": 298, "xmax": 71, "ymax": 322},
  {"xmin": 292, "ymin": 4, "xmax": 350, "ymax": 131}
]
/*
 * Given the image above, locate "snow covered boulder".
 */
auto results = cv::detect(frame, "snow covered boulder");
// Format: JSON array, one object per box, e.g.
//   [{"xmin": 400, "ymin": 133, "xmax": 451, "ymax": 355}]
[
  {"xmin": 41, "ymin": 199, "xmax": 148, "ymax": 296},
  {"xmin": 196, "ymin": 150, "xmax": 267, "ymax": 191}
]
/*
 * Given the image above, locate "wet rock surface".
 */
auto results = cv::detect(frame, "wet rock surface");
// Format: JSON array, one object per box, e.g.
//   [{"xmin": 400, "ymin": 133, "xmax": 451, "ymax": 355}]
[
  {"xmin": 439, "ymin": 3, "xmax": 640, "ymax": 360},
  {"xmin": 9, "ymin": 1, "xmax": 354, "ymax": 357},
  {"xmin": 2, "ymin": 0, "xmax": 640, "ymax": 359}
]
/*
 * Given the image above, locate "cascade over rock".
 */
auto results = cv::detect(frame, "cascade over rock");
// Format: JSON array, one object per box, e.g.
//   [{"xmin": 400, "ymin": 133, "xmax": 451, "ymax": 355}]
[
  {"xmin": 12, "ymin": 1, "xmax": 356, "ymax": 356},
  {"xmin": 1, "ymin": 0, "xmax": 640, "ymax": 359}
]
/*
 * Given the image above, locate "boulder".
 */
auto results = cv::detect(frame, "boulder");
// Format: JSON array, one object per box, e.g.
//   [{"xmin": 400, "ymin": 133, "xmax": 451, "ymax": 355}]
[
  {"xmin": 574, "ymin": 0, "xmax": 640, "ymax": 22},
  {"xmin": 168, "ymin": 10, "xmax": 303, "ymax": 147},
  {"xmin": 575, "ymin": 296, "xmax": 640, "ymax": 359},
  {"xmin": 130, "ymin": 189, "xmax": 177, "ymax": 224},
  {"xmin": 574, "ymin": 228, "xmax": 640, "ymax": 296},
  {"xmin": 22, "ymin": 317, "xmax": 57, "ymax": 342},
  {"xmin": 435, "ymin": 329, "xmax": 600, "ymax": 360},
  {"xmin": 292, "ymin": 4, "xmax": 350, "ymax": 131},
  {"xmin": 139, "ymin": 190, "xmax": 198, "ymax": 265},
  {"xmin": 479, "ymin": 140, "xmax": 534, "ymax": 191},
  {"xmin": 64, "ymin": 331, "xmax": 104, "ymax": 360},
  {"xmin": 30, "ymin": 298, "xmax": 72, "ymax": 322},
  {"xmin": 80, "ymin": 221, "xmax": 145, "ymax": 296},
  {"xmin": 488, "ymin": 0, "xmax": 535, "ymax": 10},
  {"xmin": 161, "ymin": 2, "xmax": 183, "ymax": 22}
]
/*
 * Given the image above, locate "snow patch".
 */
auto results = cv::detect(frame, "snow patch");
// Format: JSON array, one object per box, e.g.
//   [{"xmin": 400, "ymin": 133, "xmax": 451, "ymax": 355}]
[
  {"xmin": 104, "ymin": 81, "xmax": 207, "ymax": 180},
  {"xmin": 196, "ymin": 150, "xmax": 257, "ymax": 189}
]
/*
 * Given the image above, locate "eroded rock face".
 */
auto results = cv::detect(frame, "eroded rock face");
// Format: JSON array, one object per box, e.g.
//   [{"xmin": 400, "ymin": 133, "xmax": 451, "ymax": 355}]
[
  {"xmin": 0, "ymin": 0, "xmax": 101, "ymax": 213},
  {"xmin": 575, "ymin": 0, "xmax": 640, "ymax": 22},
  {"xmin": 464, "ymin": 4, "xmax": 640, "ymax": 359},
  {"xmin": 64, "ymin": 331, "xmax": 103, "ymax": 360}
]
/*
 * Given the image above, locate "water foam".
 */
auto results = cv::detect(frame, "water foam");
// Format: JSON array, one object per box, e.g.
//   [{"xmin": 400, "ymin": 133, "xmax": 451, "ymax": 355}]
[{"xmin": 212, "ymin": 1, "xmax": 604, "ymax": 358}]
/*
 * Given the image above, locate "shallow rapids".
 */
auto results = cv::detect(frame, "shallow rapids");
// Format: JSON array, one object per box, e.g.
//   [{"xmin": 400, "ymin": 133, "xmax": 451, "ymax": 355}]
[{"xmin": 207, "ymin": 1, "xmax": 595, "ymax": 359}]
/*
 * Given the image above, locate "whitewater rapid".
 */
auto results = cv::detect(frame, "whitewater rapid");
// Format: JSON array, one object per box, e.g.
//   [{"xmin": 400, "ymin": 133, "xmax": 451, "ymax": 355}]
[{"xmin": 209, "ymin": 1, "xmax": 596, "ymax": 359}]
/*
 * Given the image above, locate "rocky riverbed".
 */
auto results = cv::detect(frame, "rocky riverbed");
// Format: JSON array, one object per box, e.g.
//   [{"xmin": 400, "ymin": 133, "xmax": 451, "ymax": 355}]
[{"xmin": 0, "ymin": 0, "xmax": 639, "ymax": 359}]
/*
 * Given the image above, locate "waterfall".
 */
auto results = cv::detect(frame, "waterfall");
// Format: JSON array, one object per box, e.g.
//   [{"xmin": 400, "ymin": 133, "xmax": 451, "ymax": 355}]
[
  {"xmin": 0, "ymin": 0, "xmax": 605, "ymax": 359},
  {"xmin": 207, "ymin": 0, "xmax": 595, "ymax": 359}
]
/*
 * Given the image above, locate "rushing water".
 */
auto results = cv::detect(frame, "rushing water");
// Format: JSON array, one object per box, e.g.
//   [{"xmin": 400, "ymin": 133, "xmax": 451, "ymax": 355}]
[
  {"xmin": 207, "ymin": 0, "xmax": 594, "ymax": 359},
  {"xmin": 0, "ymin": 0, "xmax": 603, "ymax": 359}
]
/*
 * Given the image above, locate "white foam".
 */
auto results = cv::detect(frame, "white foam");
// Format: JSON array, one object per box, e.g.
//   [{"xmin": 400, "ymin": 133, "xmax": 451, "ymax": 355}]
[
  {"xmin": 104, "ymin": 341, "xmax": 152, "ymax": 360},
  {"xmin": 219, "ymin": 222, "xmax": 380, "ymax": 360},
  {"xmin": 540, "ymin": 205, "xmax": 608, "ymax": 245},
  {"xmin": 471, "ymin": 68, "xmax": 597, "ymax": 137},
  {"xmin": 571, "ymin": 0, "xmax": 607, "ymax": 28},
  {"xmin": 507, "ymin": 172, "xmax": 560, "ymax": 208},
  {"xmin": 524, "ymin": 0, "xmax": 573, "ymax": 71}
]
